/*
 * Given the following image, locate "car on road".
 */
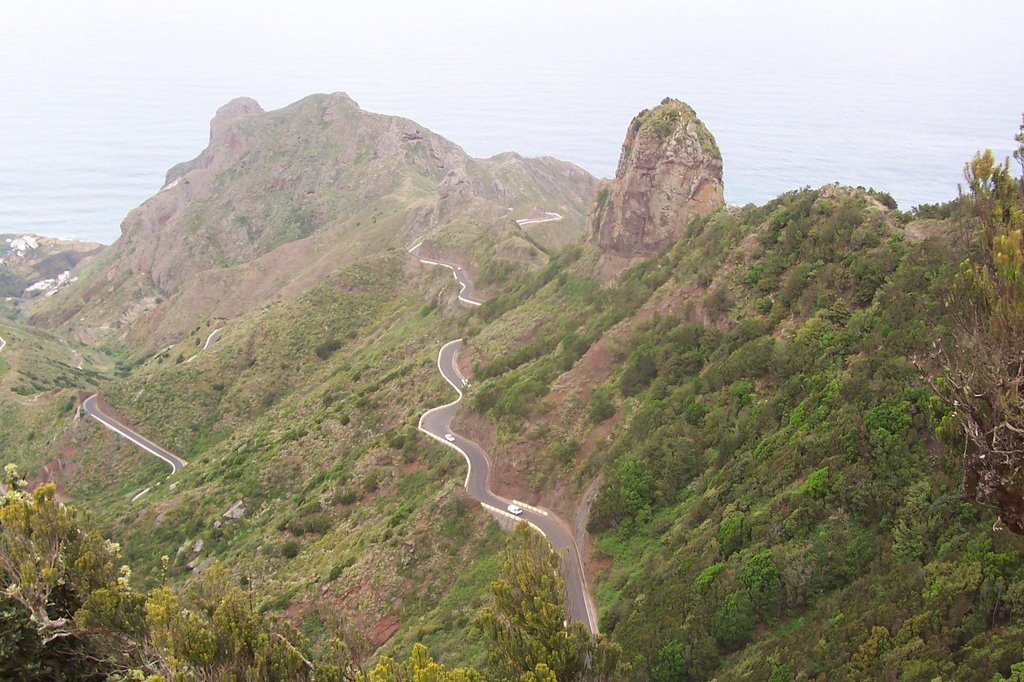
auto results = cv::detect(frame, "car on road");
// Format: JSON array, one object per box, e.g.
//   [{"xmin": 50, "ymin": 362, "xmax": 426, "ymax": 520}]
[
  {"xmin": 507, "ymin": 504, "xmax": 523, "ymax": 516},
  {"xmin": 460, "ymin": 378, "xmax": 470, "ymax": 387},
  {"xmin": 444, "ymin": 433, "xmax": 456, "ymax": 442}
]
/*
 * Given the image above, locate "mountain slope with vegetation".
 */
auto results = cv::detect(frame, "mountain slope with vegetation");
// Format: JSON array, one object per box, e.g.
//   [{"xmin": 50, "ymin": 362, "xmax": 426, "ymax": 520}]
[
  {"xmin": 29, "ymin": 93, "xmax": 596, "ymax": 351},
  {"xmin": 449, "ymin": 120, "xmax": 1024, "ymax": 679},
  {"xmin": 7, "ymin": 250, "xmax": 512, "ymax": 666},
  {"xmin": 3, "ymin": 98, "xmax": 1024, "ymax": 680}
]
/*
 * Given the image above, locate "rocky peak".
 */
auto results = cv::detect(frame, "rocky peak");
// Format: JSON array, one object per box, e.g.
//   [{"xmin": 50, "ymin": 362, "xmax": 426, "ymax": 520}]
[
  {"xmin": 590, "ymin": 98, "xmax": 724, "ymax": 257},
  {"xmin": 164, "ymin": 97, "xmax": 264, "ymax": 186},
  {"xmin": 35, "ymin": 93, "xmax": 596, "ymax": 349},
  {"xmin": 209, "ymin": 97, "xmax": 263, "ymax": 148}
]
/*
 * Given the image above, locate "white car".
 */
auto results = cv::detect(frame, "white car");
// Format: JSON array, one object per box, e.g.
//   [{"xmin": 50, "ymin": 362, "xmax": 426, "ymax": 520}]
[
  {"xmin": 444, "ymin": 433, "xmax": 456, "ymax": 442},
  {"xmin": 507, "ymin": 504, "xmax": 523, "ymax": 516},
  {"xmin": 460, "ymin": 378, "xmax": 470, "ymax": 387}
]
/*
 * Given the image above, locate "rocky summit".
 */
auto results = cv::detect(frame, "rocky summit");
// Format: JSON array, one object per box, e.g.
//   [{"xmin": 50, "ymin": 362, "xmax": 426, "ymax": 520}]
[{"xmin": 590, "ymin": 98, "xmax": 723, "ymax": 258}]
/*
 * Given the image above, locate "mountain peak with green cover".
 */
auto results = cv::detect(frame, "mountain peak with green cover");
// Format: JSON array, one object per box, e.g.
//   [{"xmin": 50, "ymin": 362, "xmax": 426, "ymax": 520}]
[{"xmin": 30, "ymin": 93, "xmax": 597, "ymax": 349}]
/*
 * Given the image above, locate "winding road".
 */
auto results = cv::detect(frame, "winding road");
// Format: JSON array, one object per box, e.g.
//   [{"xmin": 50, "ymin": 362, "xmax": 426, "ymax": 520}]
[
  {"xmin": 85, "ymin": 326, "xmax": 223, "ymax": 466},
  {"xmin": 515, "ymin": 211, "xmax": 564, "ymax": 226},
  {"xmin": 186, "ymin": 327, "xmax": 223, "ymax": 363},
  {"xmin": 408, "ymin": 244, "xmax": 481, "ymax": 306},
  {"xmin": 71, "ymin": 238, "xmax": 599, "ymax": 630},
  {"xmin": 411, "ymin": 242, "xmax": 599, "ymax": 634},
  {"xmin": 82, "ymin": 394, "xmax": 186, "ymax": 473}
]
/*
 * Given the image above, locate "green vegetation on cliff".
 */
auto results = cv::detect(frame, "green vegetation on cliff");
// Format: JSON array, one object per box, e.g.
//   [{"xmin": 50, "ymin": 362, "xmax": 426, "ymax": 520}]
[{"xmin": 459, "ymin": 143, "xmax": 1024, "ymax": 678}]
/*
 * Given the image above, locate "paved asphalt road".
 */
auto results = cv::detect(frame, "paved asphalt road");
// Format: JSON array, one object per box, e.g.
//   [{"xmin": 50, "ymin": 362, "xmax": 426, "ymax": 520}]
[
  {"xmin": 413, "ymin": 242, "xmax": 599, "ymax": 633},
  {"xmin": 82, "ymin": 394, "xmax": 186, "ymax": 473},
  {"xmin": 515, "ymin": 211, "xmax": 563, "ymax": 226},
  {"xmin": 73, "ymin": 240, "xmax": 597, "ymax": 630},
  {"xmin": 202, "ymin": 328, "xmax": 222, "ymax": 350},
  {"xmin": 408, "ymin": 243, "xmax": 482, "ymax": 307}
]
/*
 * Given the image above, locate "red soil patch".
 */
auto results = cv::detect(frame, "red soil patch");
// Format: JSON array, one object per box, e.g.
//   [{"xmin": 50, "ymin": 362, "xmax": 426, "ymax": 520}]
[
  {"xmin": 25, "ymin": 449, "xmax": 76, "ymax": 503},
  {"xmin": 368, "ymin": 614, "xmax": 400, "ymax": 647},
  {"xmin": 399, "ymin": 459, "xmax": 423, "ymax": 474}
]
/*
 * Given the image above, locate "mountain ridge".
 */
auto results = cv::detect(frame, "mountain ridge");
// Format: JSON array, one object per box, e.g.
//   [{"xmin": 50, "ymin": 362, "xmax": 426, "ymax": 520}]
[{"xmin": 29, "ymin": 92, "xmax": 597, "ymax": 350}]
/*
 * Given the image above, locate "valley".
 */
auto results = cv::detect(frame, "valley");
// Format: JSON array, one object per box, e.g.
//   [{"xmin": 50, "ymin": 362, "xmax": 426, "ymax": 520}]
[{"xmin": 2, "ymin": 94, "xmax": 1024, "ymax": 681}]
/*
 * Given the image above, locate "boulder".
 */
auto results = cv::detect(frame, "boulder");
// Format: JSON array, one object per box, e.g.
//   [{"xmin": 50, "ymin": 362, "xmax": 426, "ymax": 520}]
[{"xmin": 223, "ymin": 499, "xmax": 245, "ymax": 520}]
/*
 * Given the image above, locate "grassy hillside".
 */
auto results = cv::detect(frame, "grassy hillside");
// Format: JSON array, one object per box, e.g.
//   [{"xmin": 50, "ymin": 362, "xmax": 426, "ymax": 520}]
[
  {"xmin": 457, "ymin": 185, "xmax": 1024, "ymax": 679},
  {"xmin": 6, "ymin": 168, "xmax": 1024, "ymax": 678},
  {"xmin": 0, "ymin": 317, "xmax": 113, "ymax": 397},
  {"xmin": 9, "ymin": 249, "xmax": 514, "ymax": 667},
  {"xmin": 29, "ymin": 93, "xmax": 596, "ymax": 351}
]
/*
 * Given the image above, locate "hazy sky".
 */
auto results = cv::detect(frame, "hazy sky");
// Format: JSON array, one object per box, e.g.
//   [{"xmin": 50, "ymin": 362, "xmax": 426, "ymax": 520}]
[
  {"xmin": 1, "ymin": 1, "xmax": 1022, "ymax": 241},
  {"xmin": 6, "ymin": 1, "xmax": 1018, "ymax": 104}
]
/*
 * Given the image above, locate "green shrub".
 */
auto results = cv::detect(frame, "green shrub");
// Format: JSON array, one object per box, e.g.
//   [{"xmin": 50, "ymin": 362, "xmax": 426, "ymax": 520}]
[
  {"xmin": 315, "ymin": 339, "xmax": 342, "ymax": 360},
  {"xmin": 553, "ymin": 440, "xmax": 579, "ymax": 466},
  {"xmin": 287, "ymin": 518, "xmax": 306, "ymax": 537},
  {"xmin": 740, "ymin": 549, "xmax": 783, "ymax": 617},
  {"xmin": 328, "ymin": 557, "xmax": 355, "ymax": 582},
  {"xmin": 705, "ymin": 286, "xmax": 734, "ymax": 320},
  {"xmin": 620, "ymin": 344, "xmax": 657, "ymax": 396},
  {"xmin": 800, "ymin": 466, "xmax": 830, "ymax": 498},
  {"xmin": 588, "ymin": 385, "xmax": 616, "ymax": 423},
  {"xmin": 695, "ymin": 562, "xmax": 726, "ymax": 590},
  {"xmin": 388, "ymin": 502, "xmax": 414, "ymax": 528},
  {"xmin": 717, "ymin": 514, "xmax": 747, "ymax": 557},
  {"xmin": 713, "ymin": 591, "xmax": 756, "ymax": 650},
  {"xmin": 333, "ymin": 486, "xmax": 359, "ymax": 505},
  {"xmin": 303, "ymin": 513, "xmax": 331, "ymax": 535}
]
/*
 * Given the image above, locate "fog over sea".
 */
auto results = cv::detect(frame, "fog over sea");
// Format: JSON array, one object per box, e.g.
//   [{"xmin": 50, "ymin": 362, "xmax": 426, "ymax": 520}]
[{"xmin": 1, "ymin": 0, "xmax": 1022, "ymax": 245}]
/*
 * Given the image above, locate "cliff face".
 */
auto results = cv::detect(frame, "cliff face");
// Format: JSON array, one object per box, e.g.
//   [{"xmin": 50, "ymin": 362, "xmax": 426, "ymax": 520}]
[
  {"xmin": 590, "ymin": 98, "xmax": 724, "ymax": 257},
  {"xmin": 162, "ymin": 97, "xmax": 264, "ymax": 186},
  {"xmin": 31, "ymin": 93, "xmax": 596, "ymax": 348}
]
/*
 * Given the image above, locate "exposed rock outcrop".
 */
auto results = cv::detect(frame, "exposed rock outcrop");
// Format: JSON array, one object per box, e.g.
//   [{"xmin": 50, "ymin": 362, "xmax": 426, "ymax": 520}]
[
  {"xmin": 223, "ymin": 500, "xmax": 245, "ymax": 520},
  {"xmin": 164, "ymin": 97, "xmax": 264, "ymax": 186},
  {"xmin": 590, "ymin": 98, "xmax": 724, "ymax": 258}
]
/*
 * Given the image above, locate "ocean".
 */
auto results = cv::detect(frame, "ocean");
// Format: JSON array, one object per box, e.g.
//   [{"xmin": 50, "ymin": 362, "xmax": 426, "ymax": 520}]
[{"xmin": 1, "ymin": 0, "xmax": 1021, "ymax": 245}]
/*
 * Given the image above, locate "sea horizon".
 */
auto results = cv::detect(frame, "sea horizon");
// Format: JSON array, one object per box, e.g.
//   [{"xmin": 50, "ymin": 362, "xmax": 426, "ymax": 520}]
[{"xmin": 1, "ymin": 0, "xmax": 1021, "ymax": 244}]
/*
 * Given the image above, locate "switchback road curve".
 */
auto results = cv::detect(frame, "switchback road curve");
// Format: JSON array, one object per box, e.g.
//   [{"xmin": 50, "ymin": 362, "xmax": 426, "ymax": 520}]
[
  {"xmin": 515, "ymin": 211, "xmax": 563, "ymax": 226},
  {"xmin": 408, "ymin": 243, "xmax": 481, "ymax": 306},
  {"xmin": 411, "ymin": 242, "xmax": 599, "ymax": 634},
  {"xmin": 82, "ymin": 394, "xmax": 186, "ymax": 473},
  {"xmin": 84, "ymin": 326, "xmax": 223, "ymax": 466}
]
